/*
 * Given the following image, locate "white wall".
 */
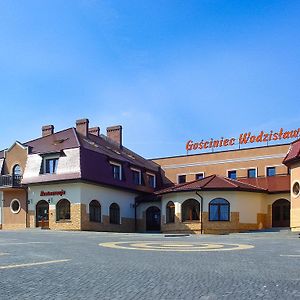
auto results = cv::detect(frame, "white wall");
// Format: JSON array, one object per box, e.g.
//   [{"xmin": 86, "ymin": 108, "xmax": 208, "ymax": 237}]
[
  {"xmin": 136, "ymin": 202, "xmax": 161, "ymax": 219},
  {"xmin": 28, "ymin": 182, "xmax": 138, "ymax": 219},
  {"xmin": 79, "ymin": 183, "xmax": 138, "ymax": 218},
  {"xmin": 23, "ymin": 148, "xmax": 80, "ymax": 180},
  {"xmin": 28, "ymin": 183, "xmax": 81, "ymax": 211}
]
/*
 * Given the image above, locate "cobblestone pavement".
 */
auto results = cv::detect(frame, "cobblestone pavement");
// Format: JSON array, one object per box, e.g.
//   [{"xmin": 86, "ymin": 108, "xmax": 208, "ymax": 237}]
[{"xmin": 0, "ymin": 229, "xmax": 299, "ymax": 299}]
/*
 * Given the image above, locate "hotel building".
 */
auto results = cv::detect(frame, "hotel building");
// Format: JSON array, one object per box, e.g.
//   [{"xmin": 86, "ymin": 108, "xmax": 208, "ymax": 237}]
[{"xmin": 0, "ymin": 119, "xmax": 300, "ymax": 234}]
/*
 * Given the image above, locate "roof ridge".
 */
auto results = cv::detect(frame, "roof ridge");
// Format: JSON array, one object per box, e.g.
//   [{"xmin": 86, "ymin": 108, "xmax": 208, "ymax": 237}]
[
  {"xmin": 24, "ymin": 127, "xmax": 74, "ymax": 144},
  {"xmin": 72, "ymin": 127, "xmax": 82, "ymax": 147},
  {"xmin": 201, "ymin": 174, "xmax": 218, "ymax": 188},
  {"xmin": 231, "ymin": 177, "xmax": 268, "ymax": 191},
  {"xmin": 176, "ymin": 174, "xmax": 216, "ymax": 189},
  {"xmin": 216, "ymin": 175, "xmax": 238, "ymax": 188}
]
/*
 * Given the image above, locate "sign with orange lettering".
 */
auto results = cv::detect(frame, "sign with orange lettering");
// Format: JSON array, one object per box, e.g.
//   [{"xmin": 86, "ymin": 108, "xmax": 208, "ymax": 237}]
[{"xmin": 186, "ymin": 128, "xmax": 300, "ymax": 152}]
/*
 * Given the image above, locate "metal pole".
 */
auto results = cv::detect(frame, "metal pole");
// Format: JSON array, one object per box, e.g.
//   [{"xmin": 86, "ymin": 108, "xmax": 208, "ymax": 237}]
[{"xmin": 196, "ymin": 191, "xmax": 203, "ymax": 234}]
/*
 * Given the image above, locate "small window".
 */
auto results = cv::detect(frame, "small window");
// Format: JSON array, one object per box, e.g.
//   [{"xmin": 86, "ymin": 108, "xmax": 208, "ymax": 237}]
[
  {"xmin": 56, "ymin": 199, "xmax": 71, "ymax": 221},
  {"xmin": 89, "ymin": 200, "xmax": 101, "ymax": 223},
  {"xmin": 267, "ymin": 167, "xmax": 276, "ymax": 177},
  {"xmin": 209, "ymin": 198, "xmax": 230, "ymax": 221},
  {"xmin": 132, "ymin": 169, "xmax": 142, "ymax": 185},
  {"xmin": 228, "ymin": 170, "xmax": 237, "ymax": 179},
  {"xmin": 111, "ymin": 163, "xmax": 122, "ymax": 180},
  {"xmin": 166, "ymin": 201, "xmax": 175, "ymax": 223},
  {"xmin": 110, "ymin": 203, "xmax": 120, "ymax": 224},
  {"xmin": 293, "ymin": 182, "xmax": 300, "ymax": 197},
  {"xmin": 178, "ymin": 175, "xmax": 186, "ymax": 184},
  {"xmin": 44, "ymin": 158, "xmax": 58, "ymax": 174},
  {"xmin": 195, "ymin": 173, "xmax": 204, "ymax": 180},
  {"xmin": 247, "ymin": 169, "xmax": 257, "ymax": 178},
  {"xmin": 10, "ymin": 199, "xmax": 21, "ymax": 214},
  {"xmin": 147, "ymin": 173, "xmax": 156, "ymax": 188}
]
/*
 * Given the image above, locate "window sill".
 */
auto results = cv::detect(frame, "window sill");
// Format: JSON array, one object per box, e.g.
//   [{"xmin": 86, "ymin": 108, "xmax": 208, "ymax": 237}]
[
  {"xmin": 182, "ymin": 220, "xmax": 201, "ymax": 224},
  {"xmin": 209, "ymin": 220, "xmax": 230, "ymax": 222},
  {"xmin": 56, "ymin": 220, "xmax": 71, "ymax": 223}
]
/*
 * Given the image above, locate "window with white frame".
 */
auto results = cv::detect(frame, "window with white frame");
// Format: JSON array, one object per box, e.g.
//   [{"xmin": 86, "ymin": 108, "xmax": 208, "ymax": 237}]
[
  {"xmin": 131, "ymin": 168, "xmax": 142, "ymax": 185},
  {"xmin": 41, "ymin": 156, "xmax": 59, "ymax": 174},
  {"xmin": 266, "ymin": 166, "xmax": 276, "ymax": 177},
  {"xmin": 195, "ymin": 173, "xmax": 204, "ymax": 180},
  {"xmin": 178, "ymin": 174, "xmax": 186, "ymax": 184},
  {"xmin": 247, "ymin": 168, "xmax": 257, "ymax": 178},
  {"xmin": 147, "ymin": 173, "xmax": 156, "ymax": 188},
  {"xmin": 110, "ymin": 162, "xmax": 122, "ymax": 180}
]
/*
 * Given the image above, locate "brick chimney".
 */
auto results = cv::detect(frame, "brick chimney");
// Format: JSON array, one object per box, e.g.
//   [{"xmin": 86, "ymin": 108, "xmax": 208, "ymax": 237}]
[
  {"xmin": 76, "ymin": 118, "xmax": 89, "ymax": 136},
  {"xmin": 107, "ymin": 125, "xmax": 122, "ymax": 146},
  {"xmin": 42, "ymin": 125, "xmax": 54, "ymax": 137},
  {"xmin": 89, "ymin": 127, "xmax": 100, "ymax": 137}
]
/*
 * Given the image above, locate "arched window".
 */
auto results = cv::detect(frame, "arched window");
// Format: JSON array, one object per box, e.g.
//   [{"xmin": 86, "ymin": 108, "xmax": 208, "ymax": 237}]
[
  {"xmin": 89, "ymin": 200, "xmax": 101, "ymax": 223},
  {"xmin": 110, "ymin": 203, "xmax": 120, "ymax": 224},
  {"xmin": 209, "ymin": 198, "xmax": 230, "ymax": 221},
  {"xmin": 166, "ymin": 201, "xmax": 175, "ymax": 223},
  {"xmin": 13, "ymin": 164, "xmax": 22, "ymax": 176},
  {"xmin": 182, "ymin": 199, "xmax": 200, "ymax": 222},
  {"xmin": 12, "ymin": 164, "xmax": 22, "ymax": 186},
  {"xmin": 56, "ymin": 199, "xmax": 71, "ymax": 221}
]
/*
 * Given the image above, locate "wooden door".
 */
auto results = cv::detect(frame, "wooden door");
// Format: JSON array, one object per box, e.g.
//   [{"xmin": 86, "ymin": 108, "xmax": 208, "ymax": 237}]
[
  {"xmin": 146, "ymin": 206, "xmax": 161, "ymax": 231},
  {"xmin": 36, "ymin": 200, "xmax": 49, "ymax": 229},
  {"xmin": 272, "ymin": 199, "xmax": 290, "ymax": 227}
]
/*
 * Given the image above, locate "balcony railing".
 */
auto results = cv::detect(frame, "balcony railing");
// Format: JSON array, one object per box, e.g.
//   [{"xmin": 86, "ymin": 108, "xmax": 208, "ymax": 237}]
[{"xmin": 0, "ymin": 175, "xmax": 22, "ymax": 187}]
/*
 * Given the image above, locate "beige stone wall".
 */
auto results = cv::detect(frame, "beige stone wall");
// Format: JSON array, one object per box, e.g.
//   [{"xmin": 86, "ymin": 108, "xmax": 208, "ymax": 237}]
[
  {"xmin": 49, "ymin": 203, "xmax": 82, "ymax": 230},
  {"xmin": 2, "ymin": 143, "xmax": 28, "ymax": 175},
  {"xmin": 290, "ymin": 161, "xmax": 300, "ymax": 231},
  {"xmin": 27, "ymin": 210, "xmax": 35, "ymax": 228},
  {"xmin": 2, "ymin": 189, "xmax": 27, "ymax": 230},
  {"xmin": 154, "ymin": 144, "xmax": 290, "ymax": 183},
  {"xmin": 81, "ymin": 206, "xmax": 135, "ymax": 232},
  {"xmin": 161, "ymin": 212, "xmax": 267, "ymax": 234}
]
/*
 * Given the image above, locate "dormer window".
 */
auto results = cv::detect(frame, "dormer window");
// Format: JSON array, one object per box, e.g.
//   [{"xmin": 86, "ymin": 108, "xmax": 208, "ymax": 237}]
[
  {"xmin": 131, "ymin": 168, "xmax": 142, "ymax": 185},
  {"xmin": 147, "ymin": 173, "xmax": 156, "ymax": 188},
  {"xmin": 41, "ymin": 156, "xmax": 59, "ymax": 174},
  {"xmin": 110, "ymin": 162, "xmax": 122, "ymax": 180}
]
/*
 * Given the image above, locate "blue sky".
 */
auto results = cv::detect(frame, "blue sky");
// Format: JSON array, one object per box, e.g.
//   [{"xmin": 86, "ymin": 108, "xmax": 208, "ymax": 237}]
[{"xmin": 0, "ymin": 0, "xmax": 300, "ymax": 158}]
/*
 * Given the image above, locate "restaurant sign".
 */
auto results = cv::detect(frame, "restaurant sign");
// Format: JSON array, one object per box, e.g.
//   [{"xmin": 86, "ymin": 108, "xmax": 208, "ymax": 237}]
[
  {"xmin": 186, "ymin": 128, "xmax": 300, "ymax": 152},
  {"xmin": 40, "ymin": 190, "xmax": 66, "ymax": 197}
]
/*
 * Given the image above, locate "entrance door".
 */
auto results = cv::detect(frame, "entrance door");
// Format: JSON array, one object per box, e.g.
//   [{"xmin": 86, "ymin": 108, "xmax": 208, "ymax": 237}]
[
  {"xmin": 146, "ymin": 206, "xmax": 161, "ymax": 231},
  {"xmin": 272, "ymin": 199, "xmax": 290, "ymax": 227},
  {"xmin": 36, "ymin": 200, "xmax": 49, "ymax": 229}
]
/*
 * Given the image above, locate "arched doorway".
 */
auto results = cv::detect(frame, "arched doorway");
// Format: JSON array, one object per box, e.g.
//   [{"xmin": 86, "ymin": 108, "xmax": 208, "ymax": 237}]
[
  {"xmin": 146, "ymin": 206, "xmax": 161, "ymax": 231},
  {"xmin": 36, "ymin": 200, "xmax": 49, "ymax": 229},
  {"xmin": 272, "ymin": 199, "xmax": 290, "ymax": 227}
]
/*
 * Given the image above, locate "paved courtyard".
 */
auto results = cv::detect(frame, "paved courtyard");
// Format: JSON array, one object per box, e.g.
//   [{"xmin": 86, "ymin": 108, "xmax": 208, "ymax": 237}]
[{"xmin": 0, "ymin": 229, "xmax": 299, "ymax": 299}]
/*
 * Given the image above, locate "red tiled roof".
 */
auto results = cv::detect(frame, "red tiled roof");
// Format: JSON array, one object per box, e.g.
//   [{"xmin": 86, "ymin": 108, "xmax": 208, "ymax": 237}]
[
  {"xmin": 239, "ymin": 175, "xmax": 290, "ymax": 193},
  {"xmin": 155, "ymin": 175, "xmax": 267, "ymax": 195},
  {"xmin": 283, "ymin": 138, "xmax": 300, "ymax": 165}
]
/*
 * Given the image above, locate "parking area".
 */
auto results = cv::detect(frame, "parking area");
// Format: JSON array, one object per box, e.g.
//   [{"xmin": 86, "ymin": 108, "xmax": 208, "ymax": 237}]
[{"xmin": 0, "ymin": 230, "xmax": 299, "ymax": 299}]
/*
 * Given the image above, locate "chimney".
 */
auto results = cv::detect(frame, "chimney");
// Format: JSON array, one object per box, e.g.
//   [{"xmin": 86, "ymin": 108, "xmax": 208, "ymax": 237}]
[
  {"xmin": 107, "ymin": 125, "xmax": 122, "ymax": 146},
  {"xmin": 76, "ymin": 118, "xmax": 89, "ymax": 136},
  {"xmin": 89, "ymin": 127, "xmax": 100, "ymax": 137},
  {"xmin": 42, "ymin": 125, "xmax": 54, "ymax": 137}
]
